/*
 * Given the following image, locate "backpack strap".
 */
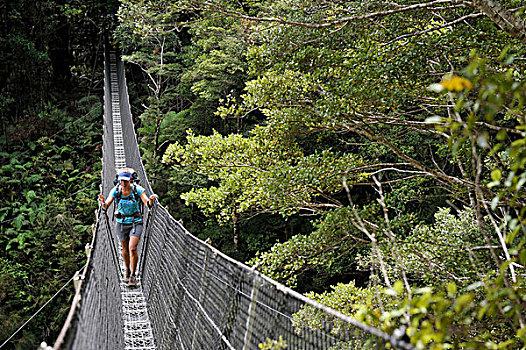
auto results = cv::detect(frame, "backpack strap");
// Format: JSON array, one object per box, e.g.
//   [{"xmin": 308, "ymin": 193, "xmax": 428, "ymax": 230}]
[
  {"xmin": 116, "ymin": 184, "xmax": 139, "ymax": 201},
  {"xmin": 114, "ymin": 184, "xmax": 143, "ymax": 220},
  {"xmin": 132, "ymin": 184, "xmax": 140, "ymax": 202}
]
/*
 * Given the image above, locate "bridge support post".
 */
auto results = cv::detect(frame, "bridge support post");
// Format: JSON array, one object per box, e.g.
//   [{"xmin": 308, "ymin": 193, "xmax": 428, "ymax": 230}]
[
  {"xmin": 190, "ymin": 248, "xmax": 211, "ymax": 349},
  {"xmin": 242, "ymin": 274, "xmax": 260, "ymax": 350}
]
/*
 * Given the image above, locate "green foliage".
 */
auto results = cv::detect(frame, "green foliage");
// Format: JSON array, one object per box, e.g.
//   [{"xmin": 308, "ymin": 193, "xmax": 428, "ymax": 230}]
[
  {"xmin": 119, "ymin": 0, "xmax": 526, "ymax": 348},
  {"xmin": 117, "ymin": 0, "xmax": 180, "ymax": 41},
  {"xmin": 259, "ymin": 335, "xmax": 287, "ymax": 350},
  {"xmin": 294, "ymin": 272, "xmax": 526, "ymax": 349},
  {"xmin": 1, "ymin": 0, "xmax": 117, "ymax": 122},
  {"xmin": 164, "ymin": 127, "xmax": 368, "ymax": 222},
  {"xmin": 356, "ymin": 208, "xmax": 492, "ymax": 286},
  {"xmin": 181, "ymin": 14, "xmax": 248, "ymax": 104},
  {"xmin": 0, "ymin": 1, "xmax": 113, "ymax": 347},
  {"xmin": 248, "ymin": 208, "xmax": 368, "ymax": 288},
  {"xmin": 354, "ymin": 271, "xmax": 526, "ymax": 350},
  {"xmin": 0, "ymin": 98, "xmax": 102, "ymax": 347},
  {"xmin": 293, "ymin": 281, "xmax": 397, "ymax": 332}
]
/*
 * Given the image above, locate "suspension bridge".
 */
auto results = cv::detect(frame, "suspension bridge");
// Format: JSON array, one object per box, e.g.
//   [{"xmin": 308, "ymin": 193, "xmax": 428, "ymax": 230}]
[{"xmin": 47, "ymin": 47, "xmax": 414, "ymax": 350}]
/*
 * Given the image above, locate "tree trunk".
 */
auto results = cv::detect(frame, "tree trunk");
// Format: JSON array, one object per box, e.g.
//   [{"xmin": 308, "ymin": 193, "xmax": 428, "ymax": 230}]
[
  {"xmin": 473, "ymin": 0, "xmax": 526, "ymax": 45},
  {"xmin": 233, "ymin": 214, "xmax": 239, "ymax": 250},
  {"xmin": 154, "ymin": 115, "xmax": 161, "ymax": 159}
]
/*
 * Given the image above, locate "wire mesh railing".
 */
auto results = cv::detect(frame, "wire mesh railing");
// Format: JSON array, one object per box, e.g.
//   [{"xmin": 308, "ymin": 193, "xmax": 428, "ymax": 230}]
[
  {"xmin": 141, "ymin": 204, "xmax": 413, "ymax": 350},
  {"xmin": 53, "ymin": 208, "xmax": 124, "ymax": 350},
  {"xmin": 53, "ymin": 46, "xmax": 415, "ymax": 350}
]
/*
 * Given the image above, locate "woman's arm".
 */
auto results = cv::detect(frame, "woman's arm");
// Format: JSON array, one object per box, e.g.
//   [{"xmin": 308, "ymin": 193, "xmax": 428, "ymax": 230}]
[
  {"xmin": 98, "ymin": 194, "xmax": 114, "ymax": 210},
  {"xmin": 140, "ymin": 192, "xmax": 158, "ymax": 208}
]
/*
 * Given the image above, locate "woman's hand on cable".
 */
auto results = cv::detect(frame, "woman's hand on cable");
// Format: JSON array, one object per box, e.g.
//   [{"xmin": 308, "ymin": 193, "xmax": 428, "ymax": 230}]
[
  {"xmin": 148, "ymin": 194, "xmax": 158, "ymax": 208},
  {"xmin": 98, "ymin": 194, "xmax": 107, "ymax": 210}
]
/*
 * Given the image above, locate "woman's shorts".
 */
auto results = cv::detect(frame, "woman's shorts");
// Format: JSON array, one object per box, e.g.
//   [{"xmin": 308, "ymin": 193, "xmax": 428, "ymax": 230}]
[{"xmin": 115, "ymin": 222, "xmax": 143, "ymax": 242}]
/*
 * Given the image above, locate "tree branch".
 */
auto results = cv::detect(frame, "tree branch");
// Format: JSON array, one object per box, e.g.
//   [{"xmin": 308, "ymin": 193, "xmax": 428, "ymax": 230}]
[
  {"xmin": 190, "ymin": 0, "xmax": 471, "ymax": 29},
  {"xmin": 472, "ymin": 0, "xmax": 526, "ymax": 45}
]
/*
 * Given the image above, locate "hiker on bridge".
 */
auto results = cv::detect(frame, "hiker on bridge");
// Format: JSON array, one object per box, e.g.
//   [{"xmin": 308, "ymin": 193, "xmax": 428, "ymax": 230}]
[{"xmin": 98, "ymin": 168, "xmax": 158, "ymax": 287}]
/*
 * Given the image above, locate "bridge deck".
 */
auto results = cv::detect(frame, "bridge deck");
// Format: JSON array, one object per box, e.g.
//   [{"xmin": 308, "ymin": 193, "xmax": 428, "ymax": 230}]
[{"xmin": 110, "ymin": 49, "xmax": 156, "ymax": 350}]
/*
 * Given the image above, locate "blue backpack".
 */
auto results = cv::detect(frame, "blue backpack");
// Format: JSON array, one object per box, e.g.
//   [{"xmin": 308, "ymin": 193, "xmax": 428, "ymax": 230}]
[
  {"xmin": 113, "ymin": 172, "xmax": 143, "ymax": 220},
  {"xmin": 114, "ymin": 183, "xmax": 143, "ymax": 220}
]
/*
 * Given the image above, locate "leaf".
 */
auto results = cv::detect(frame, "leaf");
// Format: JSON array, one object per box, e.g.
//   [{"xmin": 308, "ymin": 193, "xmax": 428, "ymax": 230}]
[
  {"xmin": 393, "ymin": 280, "xmax": 404, "ymax": 295},
  {"xmin": 25, "ymin": 190, "xmax": 37, "ymax": 202},
  {"xmin": 491, "ymin": 196, "xmax": 500, "ymax": 210},
  {"xmin": 454, "ymin": 293, "xmax": 474, "ymax": 312},
  {"xmin": 520, "ymin": 250, "xmax": 526, "ymax": 266},
  {"xmin": 447, "ymin": 282, "xmax": 457, "ymax": 296},
  {"xmin": 427, "ymin": 83, "xmax": 445, "ymax": 93},
  {"xmin": 466, "ymin": 281, "xmax": 484, "ymax": 291},
  {"xmin": 439, "ymin": 75, "xmax": 473, "ymax": 92},
  {"xmin": 491, "ymin": 169, "xmax": 502, "ymax": 182},
  {"xmin": 477, "ymin": 134, "xmax": 489, "ymax": 148},
  {"xmin": 425, "ymin": 116, "xmax": 443, "ymax": 123},
  {"xmin": 13, "ymin": 215, "xmax": 25, "ymax": 230}
]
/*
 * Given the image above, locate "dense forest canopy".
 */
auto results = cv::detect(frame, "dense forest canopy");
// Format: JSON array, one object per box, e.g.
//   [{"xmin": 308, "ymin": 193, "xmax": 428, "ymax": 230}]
[
  {"xmin": 1, "ymin": 0, "xmax": 526, "ymax": 349},
  {"xmin": 0, "ymin": 1, "xmax": 118, "ymax": 348},
  {"xmin": 116, "ymin": 0, "xmax": 526, "ymax": 348}
]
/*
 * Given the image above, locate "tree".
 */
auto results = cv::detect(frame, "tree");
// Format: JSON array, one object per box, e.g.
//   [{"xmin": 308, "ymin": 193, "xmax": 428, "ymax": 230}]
[
  {"xmin": 116, "ymin": 0, "xmax": 259, "ymax": 256},
  {"xmin": 0, "ymin": 1, "xmax": 114, "ymax": 346},
  {"xmin": 158, "ymin": 0, "xmax": 526, "ymax": 346},
  {"xmin": 116, "ymin": 0, "xmax": 186, "ymax": 159}
]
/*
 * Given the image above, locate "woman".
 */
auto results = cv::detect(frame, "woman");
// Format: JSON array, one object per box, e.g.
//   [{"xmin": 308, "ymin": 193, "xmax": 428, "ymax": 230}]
[{"xmin": 98, "ymin": 168, "xmax": 157, "ymax": 287}]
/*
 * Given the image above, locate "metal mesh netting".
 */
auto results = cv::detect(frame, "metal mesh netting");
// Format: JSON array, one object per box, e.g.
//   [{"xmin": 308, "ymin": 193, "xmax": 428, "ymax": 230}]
[
  {"xmin": 57, "ymin": 210, "xmax": 125, "ymax": 350},
  {"xmin": 53, "ymin": 48, "xmax": 414, "ymax": 350},
  {"xmin": 141, "ymin": 205, "xmax": 407, "ymax": 350}
]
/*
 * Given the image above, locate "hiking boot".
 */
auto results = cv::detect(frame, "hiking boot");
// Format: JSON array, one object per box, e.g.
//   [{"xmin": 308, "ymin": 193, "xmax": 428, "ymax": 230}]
[
  {"xmin": 123, "ymin": 269, "xmax": 131, "ymax": 283},
  {"xmin": 128, "ymin": 274, "xmax": 137, "ymax": 287}
]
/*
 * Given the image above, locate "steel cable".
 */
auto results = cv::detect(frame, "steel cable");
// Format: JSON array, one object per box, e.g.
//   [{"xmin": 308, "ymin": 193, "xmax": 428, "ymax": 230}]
[{"xmin": 102, "ymin": 210, "xmax": 122, "ymax": 280}]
